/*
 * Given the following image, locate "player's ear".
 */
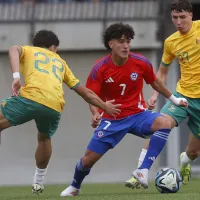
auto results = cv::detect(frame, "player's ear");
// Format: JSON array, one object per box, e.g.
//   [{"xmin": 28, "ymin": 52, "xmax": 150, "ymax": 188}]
[
  {"xmin": 49, "ymin": 45, "xmax": 57, "ymax": 52},
  {"xmin": 189, "ymin": 12, "xmax": 193, "ymax": 20},
  {"xmin": 108, "ymin": 41, "xmax": 113, "ymax": 49}
]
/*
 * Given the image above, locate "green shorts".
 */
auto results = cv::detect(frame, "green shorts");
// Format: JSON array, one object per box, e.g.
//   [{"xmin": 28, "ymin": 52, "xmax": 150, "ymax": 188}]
[
  {"xmin": 1, "ymin": 96, "xmax": 61, "ymax": 138},
  {"xmin": 161, "ymin": 92, "xmax": 200, "ymax": 139}
]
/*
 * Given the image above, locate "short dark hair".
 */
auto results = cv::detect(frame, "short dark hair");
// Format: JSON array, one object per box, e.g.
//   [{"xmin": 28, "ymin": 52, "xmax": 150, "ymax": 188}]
[
  {"xmin": 171, "ymin": 0, "xmax": 192, "ymax": 12},
  {"xmin": 33, "ymin": 30, "xmax": 60, "ymax": 48},
  {"xmin": 103, "ymin": 23, "xmax": 135, "ymax": 50}
]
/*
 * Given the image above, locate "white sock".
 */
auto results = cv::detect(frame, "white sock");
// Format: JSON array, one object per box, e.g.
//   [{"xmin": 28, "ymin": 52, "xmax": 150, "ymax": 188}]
[
  {"xmin": 33, "ymin": 167, "xmax": 47, "ymax": 185},
  {"xmin": 181, "ymin": 152, "xmax": 193, "ymax": 167},
  {"xmin": 137, "ymin": 148, "xmax": 147, "ymax": 168}
]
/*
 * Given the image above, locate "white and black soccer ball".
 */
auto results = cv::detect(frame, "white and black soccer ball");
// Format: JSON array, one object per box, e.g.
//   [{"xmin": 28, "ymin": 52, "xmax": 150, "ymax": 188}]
[{"xmin": 155, "ymin": 168, "xmax": 182, "ymax": 193}]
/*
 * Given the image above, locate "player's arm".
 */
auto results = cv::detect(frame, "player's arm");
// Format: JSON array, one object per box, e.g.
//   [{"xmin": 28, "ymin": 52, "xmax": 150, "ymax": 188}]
[
  {"xmin": 9, "ymin": 45, "xmax": 23, "ymax": 96},
  {"xmin": 86, "ymin": 66, "xmax": 104, "ymax": 116},
  {"xmin": 74, "ymin": 84, "xmax": 120, "ymax": 118},
  {"xmin": 89, "ymin": 104, "xmax": 99, "ymax": 116},
  {"xmin": 150, "ymin": 76, "xmax": 187, "ymax": 107},
  {"xmin": 147, "ymin": 40, "xmax": 175, "ymax": 109},
  {"xmin": 148, "ymin": 62, "xmax": 169, "ymax": 107},
  {"xmin": 144, "ymin": 59, "xmax": 187, "ymax": 107},
  {"xmin": 85, "ymin": 67, "xmax": 105, "ymax": 127},
  {"xmin": 63, "ymin": 65, "xmax": 121, "ymax": 118},
  {"xmin": 9, "ymin": 45, "xmax": 22, "ymax": 77}
]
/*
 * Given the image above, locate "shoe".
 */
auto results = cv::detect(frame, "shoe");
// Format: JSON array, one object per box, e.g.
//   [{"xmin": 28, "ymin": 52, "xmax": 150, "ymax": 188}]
[
  {"xmin": 133, "ymin": 168, "xmax": 148, "ymax": 189},
  {"xmin": 180, "ymin": 152, "xmax": 191, "ymax": 185},
  {"xmin": 125, "ymin": 176, "xmax": 142, "ymax": 189},
  {"xmin": 32, "ymin": 183, "xmax": 44, "ymax": 194},
  {"xmin": 60, "ymin": 185, "xmax": 80, "ymax": 197}
]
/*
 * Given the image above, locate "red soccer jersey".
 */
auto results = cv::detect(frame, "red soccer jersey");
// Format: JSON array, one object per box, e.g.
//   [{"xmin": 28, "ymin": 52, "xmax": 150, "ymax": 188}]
[{"xmin": 86, "ymin": 53, "xmax": 156, "ymax": 119}]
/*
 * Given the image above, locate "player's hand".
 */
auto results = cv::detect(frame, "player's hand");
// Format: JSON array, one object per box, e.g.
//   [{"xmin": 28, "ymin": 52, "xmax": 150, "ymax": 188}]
[
  {"xmin": 91, "ymin": 112, "xmax": 102, "ymax": 128},
  {"xmin": 104, "ymin": 99, "xmax": 121, "ymax": 118},
  {"xmin": 173, "ymin": 98, "xmax": 188, "ymax": 107},
  {"xmin": 11, "ymin": 78, "xmax": 21, "ymax": 96},
  {"xmin": 169, "ymin": 94, "xmax": 188, "ymax": 107},
  {"xmin": 147, "ymin": 96, "xmax": 157, "ymax": 110}
]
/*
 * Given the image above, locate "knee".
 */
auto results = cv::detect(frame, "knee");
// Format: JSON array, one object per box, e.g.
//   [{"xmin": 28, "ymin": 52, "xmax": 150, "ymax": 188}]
[
  {"xmin": 38, "ymin": 133, "xmax": 51, "ymax": 143},
  {"xmin": 152, "ymin": 116, "xmax": 172, "ymax": 131},
  {"xmin": 186, "ymin": 148, "xmax": 199, "ymax": 159},
  {"xmin": 81, "ymin": 150, "xmax": 101, "ymax": 169},
  {"xmin": 81, "ymin": 156, "xmax": 94, "ymax": 169}
]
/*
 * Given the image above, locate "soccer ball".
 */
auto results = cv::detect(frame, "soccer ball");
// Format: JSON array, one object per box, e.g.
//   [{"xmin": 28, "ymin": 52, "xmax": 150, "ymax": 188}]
[{"xmin": 155, "ymin": 168, "xmax": 182, "ymax": 193}]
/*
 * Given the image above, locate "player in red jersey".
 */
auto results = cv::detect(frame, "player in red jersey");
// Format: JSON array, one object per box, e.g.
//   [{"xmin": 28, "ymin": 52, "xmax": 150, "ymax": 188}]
[{"xmin": 60, "ymin": 23, "xmax": 188, "ymax": 196}]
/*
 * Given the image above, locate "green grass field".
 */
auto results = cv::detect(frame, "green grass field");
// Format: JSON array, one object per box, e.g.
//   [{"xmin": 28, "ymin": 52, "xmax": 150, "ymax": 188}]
[{"xmin": 0, "ymin": 179, "xmax": 199, "ymax": 200}]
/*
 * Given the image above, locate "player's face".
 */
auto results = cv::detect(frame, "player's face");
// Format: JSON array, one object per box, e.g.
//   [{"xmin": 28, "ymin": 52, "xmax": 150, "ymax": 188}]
[
  {"xmin": 109, "ymin": 35, "xmax": 131, "ymax": 59},
  {"xmin": 171, "ymin": 10, "xmax": 193, "ymax": 34}
]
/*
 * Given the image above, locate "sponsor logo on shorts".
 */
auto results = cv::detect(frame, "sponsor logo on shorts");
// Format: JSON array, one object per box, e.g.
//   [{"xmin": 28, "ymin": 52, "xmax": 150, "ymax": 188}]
[
  {"xmin": 97, "ymin": 131, "xmax": 104, "ymax": 138},
  {"xmin": 168, "ymin": 105, "xmax": 175, "ymax": 111}
]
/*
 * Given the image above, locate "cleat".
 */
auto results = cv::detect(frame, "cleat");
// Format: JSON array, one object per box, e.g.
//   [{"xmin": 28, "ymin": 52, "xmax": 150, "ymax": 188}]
[
  {"xmin": 180, "ymin": 152, "xmax": 191, "ymax": 185},
  {"xmin": 125, "ymin": 176, "xmax": 142, "ymax": 189},
  {"xmin": 60, "ymin": 185, "xmax": 80, "ymax": 197},
  {"xmin": 133, "ymin": 168, "xmax": 148, "ymax": 189},
  {"xmin": 32, "ymin": 183, "xmax": 44, "ymax": 195}
]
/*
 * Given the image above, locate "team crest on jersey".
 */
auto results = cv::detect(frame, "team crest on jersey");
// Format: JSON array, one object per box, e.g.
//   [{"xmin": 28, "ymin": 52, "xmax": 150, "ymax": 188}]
[
  {"xmin": 97, "ymin": 131, "xmax": 104, "ymax": 138},
  {"xmin": 130, "ymin": 72, "xmax": 138, "ymax": 81}
]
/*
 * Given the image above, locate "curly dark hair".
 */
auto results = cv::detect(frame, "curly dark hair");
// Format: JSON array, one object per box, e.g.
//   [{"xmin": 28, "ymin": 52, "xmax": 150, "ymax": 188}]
[
  {"xmin": 171, "ymin": 0, "xmax": 192, "ymax": 12},
  {"xmin": 33, "ymin": 30, "xmax": 60, "ymax": 48},
  {"xmin": 103, "ymin": 23, "xmax": 135, "ymax": 50}
]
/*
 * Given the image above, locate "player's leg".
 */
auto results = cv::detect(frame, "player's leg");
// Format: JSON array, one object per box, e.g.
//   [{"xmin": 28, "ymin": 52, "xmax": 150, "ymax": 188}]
[
  {"xmin": 125, "ymin": 112, "xmax": 177, "ymax": 189},
  {"xmin": 132, "ymin": 113, "xmax": 172, "ymax": 188},
  {"xmin": 131, "ymin": 94, "xmax": 188, "ymax": 188},
  {"xmin": 180, "ymin": 133, "xmax": 193, "ymax": 185},
  {"xmin": 134, "ymin": 92, "xmax": 188, "ymax": 168},
  {"xmin": 180, "ymin": 100, "xmax": 200, "ymax": 184},
  {"xmin": 137, "ymin": 139, "xmax": 150, "ymax": 168},
  {"xmin": 132, "ymin": 102, "xmax": 188, "ymax": 189},
  {"xmin": 60, "ymin": 140, "xmax": 111, "ymax": 197},
  {"xmin": 33, "ymin": 105, "xmax": 61, "ymax": 194},
  {"xmin": 0, "ymin": 111, "xmax": 11, "ymax": 130},
  {"xmin": 60, "ymin": 145, "xmax": 106, "ymax": 197},
  {"xmin": 125, "ymin": 139, "xmax": 149, "ymax": 189},
  {"xmin": 32, "ymin": 133, "xmax": 52, "ymax": 194},
  {"xmin": 0, "ymin": 96, "xmax": 31, "ymax": 131},
  {"xmin": 60, "ymin": 118, "xmax": 130, "ymax": 196}
]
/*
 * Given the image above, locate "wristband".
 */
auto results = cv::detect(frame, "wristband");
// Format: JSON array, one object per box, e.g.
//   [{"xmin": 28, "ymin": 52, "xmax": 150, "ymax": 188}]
[
  {"xmin": 13, "ymin": 72, "xmax": 20, "ymax": 79},
  {"xmin": 169, "ymin": 94, "xmax": 179, "ymax": 105}
]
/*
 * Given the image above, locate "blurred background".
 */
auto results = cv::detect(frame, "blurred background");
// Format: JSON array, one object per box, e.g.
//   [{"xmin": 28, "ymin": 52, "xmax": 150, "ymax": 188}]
[{"xmin": 0, "ymin": 0, "xmax": 199, "ymax": 186}]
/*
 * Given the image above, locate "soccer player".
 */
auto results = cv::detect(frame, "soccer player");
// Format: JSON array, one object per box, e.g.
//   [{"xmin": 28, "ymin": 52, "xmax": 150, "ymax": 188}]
[
  {"xmin": 125, "ymin": 0, "xmax": 200, "ymax": 188},
  {"xmin": 60, "ymin": 22, "xmax": 188, "ymax": 196},
  {"xmin": 0, "ymin": 30, "xmax": 121, "ymax": 194}
]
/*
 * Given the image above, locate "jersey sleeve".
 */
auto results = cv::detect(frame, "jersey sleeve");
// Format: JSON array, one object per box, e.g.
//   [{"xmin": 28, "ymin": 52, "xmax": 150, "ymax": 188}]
[
  {"xmin": 86, "ymin": 65, "xmax": 103, "ymax": 97},
  {"xmin": 20, "ymin": 46, "xmax": 30, "ymax": 74},
  {"xmin": 161, "ymin": 40, "xmax": 175, "ymax": 66},
  {"xmin": 20, "ymin": 46, "xmax": 28, "ymax": 59},
  {"xmin": 143, "ymin": 60, "xmax": 156, "ymax": 84},
  {"xmin": 63, "ymin": 63, "xmax": 80, "ymax": 89}
]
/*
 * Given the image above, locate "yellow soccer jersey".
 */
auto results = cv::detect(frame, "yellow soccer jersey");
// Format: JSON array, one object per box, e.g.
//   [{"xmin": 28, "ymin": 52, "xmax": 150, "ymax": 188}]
[
  {"xmin": 161, "ymin": 20, "xmax": 200, "ymax": 98},
  {"xmin": 19, "ymin": 46, "xmax": 80, "ymax": 112}
]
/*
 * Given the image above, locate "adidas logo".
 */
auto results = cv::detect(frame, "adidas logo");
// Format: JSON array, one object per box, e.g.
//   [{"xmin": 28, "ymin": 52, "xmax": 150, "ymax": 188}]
[
  {"xmin": 148, "ymin": 156, "xmax": 156, "ymax": 161},
  {"xmin": 105, "ymin": 77, "xmax": 114, "ymax": 83}
]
